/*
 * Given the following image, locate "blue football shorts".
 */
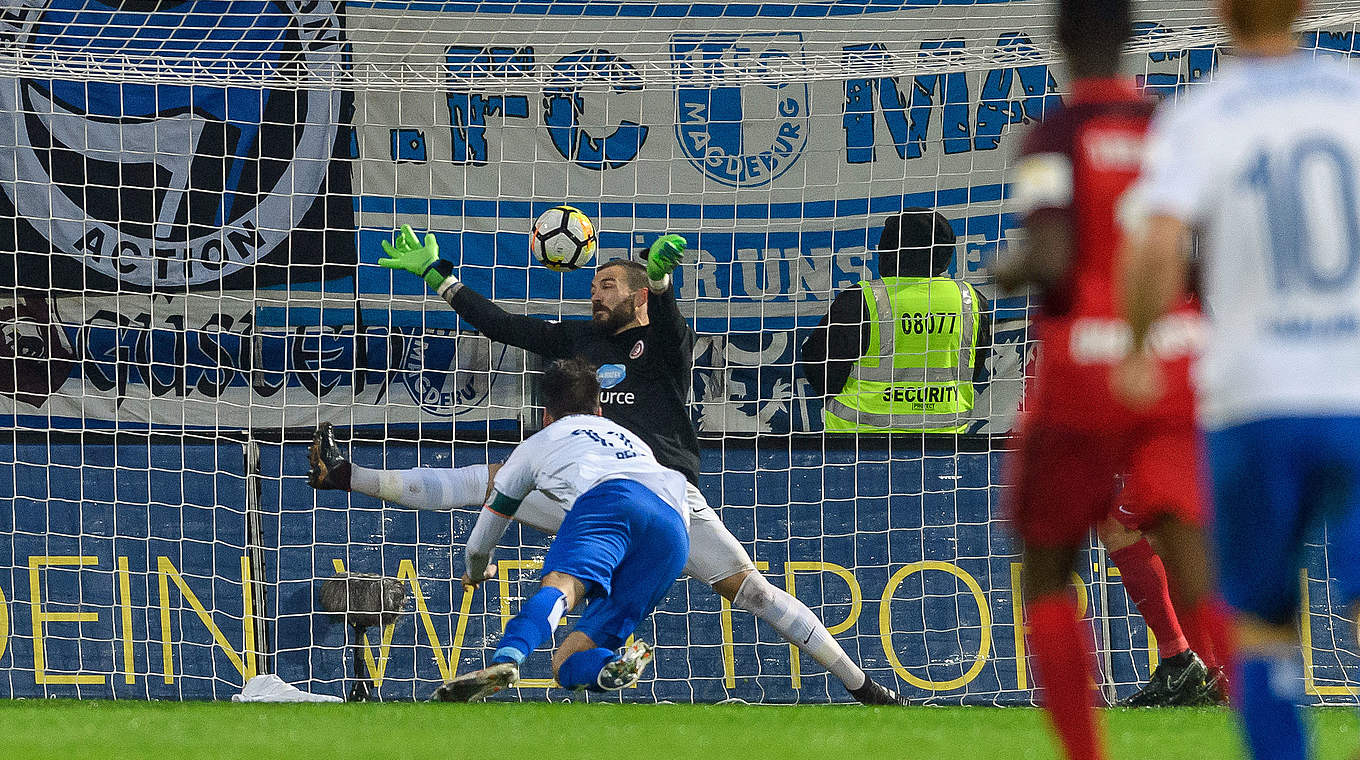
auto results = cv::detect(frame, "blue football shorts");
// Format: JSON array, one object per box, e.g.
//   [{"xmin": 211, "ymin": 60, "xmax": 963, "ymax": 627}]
[
  {"xmin": 1207, "ymin": 415, "xmax": 1360, "ymax": 625},
  {"xmin": 540, "ymin": 478, "xmax": 689, "ymax": 651}
]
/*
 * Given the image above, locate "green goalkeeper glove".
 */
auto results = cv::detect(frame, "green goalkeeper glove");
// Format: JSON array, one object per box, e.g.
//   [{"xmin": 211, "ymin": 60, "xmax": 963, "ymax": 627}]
[
  {"xmin": 646, "ymin": 234, "xmax": 687, "ymax": 281},
  {"xmin": 379, "ymin": 224, "xmax": 451, "ymax": 291}
]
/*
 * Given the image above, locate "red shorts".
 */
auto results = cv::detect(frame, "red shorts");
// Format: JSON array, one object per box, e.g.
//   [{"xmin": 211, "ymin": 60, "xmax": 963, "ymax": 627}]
[{"xmin": 1005, "ymin": 422, "xmax": 1207, "ymax": 547}]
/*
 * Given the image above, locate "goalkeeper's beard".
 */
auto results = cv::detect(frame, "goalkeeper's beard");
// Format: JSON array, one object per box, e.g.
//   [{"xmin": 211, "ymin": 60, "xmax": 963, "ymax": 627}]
[{"xmin": 592, "ymin": 300, "xmax": 637, "ymax": 334}]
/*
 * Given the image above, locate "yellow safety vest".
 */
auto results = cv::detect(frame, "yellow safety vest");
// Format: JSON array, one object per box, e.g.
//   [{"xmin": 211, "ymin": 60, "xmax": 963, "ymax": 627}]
[{"xmin": 823, "ymin": 277, "xmax": 981, "ymax": 433}]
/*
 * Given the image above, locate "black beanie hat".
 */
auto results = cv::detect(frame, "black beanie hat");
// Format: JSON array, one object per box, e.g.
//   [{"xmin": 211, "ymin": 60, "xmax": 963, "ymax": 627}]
[{"xmin": 878, "ymin": 207, "xmax": 957, "ymax": 278}]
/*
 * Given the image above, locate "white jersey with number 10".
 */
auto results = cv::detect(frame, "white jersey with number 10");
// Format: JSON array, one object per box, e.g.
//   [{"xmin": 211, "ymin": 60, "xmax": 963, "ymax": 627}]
[{"xmin": 1138, "ymin": 53, "xmax": 1360, "ymax": 429}]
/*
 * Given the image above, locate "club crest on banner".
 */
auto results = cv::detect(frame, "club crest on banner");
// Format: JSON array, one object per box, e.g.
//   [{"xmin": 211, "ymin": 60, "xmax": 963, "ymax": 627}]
[
  {"xmin": 394, "ymin": 331, "xmax": 494, "ymax": 418},
  {"xmin": 673, "ymin": 32, "xmax": 810, "ymax": 188},
  {"xmin": 0, "ymin": 0, "xmax": 344, "ymax": 289}
]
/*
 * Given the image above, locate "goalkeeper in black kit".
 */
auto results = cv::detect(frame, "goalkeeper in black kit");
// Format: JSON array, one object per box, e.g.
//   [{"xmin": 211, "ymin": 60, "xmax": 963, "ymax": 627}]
[{"xmin": 308, "ymin": 224, "xmax": 907, "ymax": 705}]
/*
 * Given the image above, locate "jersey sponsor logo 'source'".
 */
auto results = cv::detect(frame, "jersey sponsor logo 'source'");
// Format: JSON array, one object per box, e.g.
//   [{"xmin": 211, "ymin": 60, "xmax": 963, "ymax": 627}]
[
  {"xmin": 600, "ymin": 390, "xmax": 637, "ymax": 405},
  {"xmin": 0, "ymin": 0, "xmax": 344, "ymax": 288},
  {"xmin": 597, "ymin": 363, "xmax": 627, "ymax": 389},
  {"xmin": 673, "ymin": 32, "xmax": 809, "ymax": 188}
]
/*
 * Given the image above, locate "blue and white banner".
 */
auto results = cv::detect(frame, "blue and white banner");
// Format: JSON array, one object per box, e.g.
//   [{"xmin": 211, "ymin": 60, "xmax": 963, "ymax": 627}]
[
  {"xmin": 2, "ymin": 3, "xmax": 1359, "ymax": 433},
  {"xmin": 0, "ymin": 1, "xmax": 356, "ymax": 293}
]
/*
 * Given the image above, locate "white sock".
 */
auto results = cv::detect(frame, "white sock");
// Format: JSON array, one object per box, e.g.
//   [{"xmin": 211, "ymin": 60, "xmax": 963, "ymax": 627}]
[
  {"xmin": 732, "ymin": 573, "xmax": 866, "ymax": 691},
  {"xmin": 349, "ymin": 464, "xmax": 489, "ymax": 510}
]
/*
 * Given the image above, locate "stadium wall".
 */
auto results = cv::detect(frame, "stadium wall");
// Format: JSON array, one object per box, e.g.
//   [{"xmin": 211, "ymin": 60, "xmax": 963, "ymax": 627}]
[
  {"xmin": 1, "ymin": 2, "xmax": 1358, "ymax": 703},
  {"xmin": 0, "ymin": 439, "xmax": 1353, "ymax": 703}
]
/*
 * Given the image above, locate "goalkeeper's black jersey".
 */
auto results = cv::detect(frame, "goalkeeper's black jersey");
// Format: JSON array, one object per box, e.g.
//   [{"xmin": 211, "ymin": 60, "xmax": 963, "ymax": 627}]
[{"xmin": 444, "ymin": 283, "xmax": 701, "ymax": 486}]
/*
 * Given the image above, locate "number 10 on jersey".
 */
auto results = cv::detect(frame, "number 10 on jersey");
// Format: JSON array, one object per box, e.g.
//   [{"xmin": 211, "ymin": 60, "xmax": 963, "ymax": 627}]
[{"xmin": 1242, "ymin": 136, "xmax": 1360, "ymax": 292}]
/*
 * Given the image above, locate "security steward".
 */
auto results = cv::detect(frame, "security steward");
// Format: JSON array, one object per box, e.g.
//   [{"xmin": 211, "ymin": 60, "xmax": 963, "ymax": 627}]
[{"xmin": 799, "ymin": 207, "xmax": 991, "ymax": 433}]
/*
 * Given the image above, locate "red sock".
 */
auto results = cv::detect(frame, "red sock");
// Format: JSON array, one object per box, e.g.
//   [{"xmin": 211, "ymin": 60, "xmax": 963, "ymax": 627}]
[
  {"xmin": 1027, "ymin": 594, "xmax": 1105, "ymax": 760},
  {"xmin": 1110, "ymin": 539, "xmax": 1189, "ymax": 657},
  {"xmin": 1178, "ymin": 596, "xmax": 1234, "ymax": 677}
]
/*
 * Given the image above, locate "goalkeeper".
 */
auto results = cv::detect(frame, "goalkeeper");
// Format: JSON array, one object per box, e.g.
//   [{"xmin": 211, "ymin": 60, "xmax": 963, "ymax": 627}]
[
  {"xmin": 434, "ymin": 358, "xmax": 689, "ymax": 702},
  {"xmin": 310, "ymin": 226, "xmax": 908, "ymax": 705}
]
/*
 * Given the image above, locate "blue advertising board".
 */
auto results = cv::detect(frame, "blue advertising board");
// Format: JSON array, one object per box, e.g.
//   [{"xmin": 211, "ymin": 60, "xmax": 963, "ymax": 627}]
[{"xmin": 1, "ymin": 439, "xmax": 1354, "ymax": 704}]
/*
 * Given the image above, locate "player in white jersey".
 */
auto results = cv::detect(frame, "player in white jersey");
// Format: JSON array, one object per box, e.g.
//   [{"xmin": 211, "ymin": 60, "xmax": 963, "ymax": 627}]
[
  {"xmin": 311, "ymin": 237, "xmax": 904, "ymax": 705},
  {"xmin": 433, "ymin": 358, "xmax": 690, "ymax": 702},
  {"xmin": 1117, "ymin": 2, "xmax": 1360, "ymax": 758}
]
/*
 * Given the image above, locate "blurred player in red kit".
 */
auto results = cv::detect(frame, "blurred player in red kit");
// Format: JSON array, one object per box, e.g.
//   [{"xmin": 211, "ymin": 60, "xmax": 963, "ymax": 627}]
[{"xmin": 995, "ymin": 0, "xmax": 1231, "ymax": 757}]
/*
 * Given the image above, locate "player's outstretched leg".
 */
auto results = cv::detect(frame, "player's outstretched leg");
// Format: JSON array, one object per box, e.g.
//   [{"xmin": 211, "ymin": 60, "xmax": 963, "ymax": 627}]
[
  {"xmin": 720, "ymin": 570, "xmax": 908, "ymax": 706},
  {"xmin": 306, "ymin": 423, "xmax": 497, "ymax": 512},
  {"xmin": 688, "ymin": 499, "xmax": 905, "ymax": 705},
  {"xmin": 308, "ymin": 422, "xmax": 352, "ymax": 490}
]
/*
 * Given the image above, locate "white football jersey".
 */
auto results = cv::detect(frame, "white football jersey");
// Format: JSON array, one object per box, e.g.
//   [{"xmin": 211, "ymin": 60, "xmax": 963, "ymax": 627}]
[
  {"xmin": 492, "ymin": 414, "xmax": 688, "ymax": 522},
  {"xmin": 1138, "ymin": 53, "xmax": 1360, "ymax": 428}
]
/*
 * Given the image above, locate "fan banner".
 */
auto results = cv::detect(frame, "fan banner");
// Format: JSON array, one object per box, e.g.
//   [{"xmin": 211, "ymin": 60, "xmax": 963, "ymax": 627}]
[{"xmin": 0, "ymin": 1, "xmax": 356, "ymax": 294}]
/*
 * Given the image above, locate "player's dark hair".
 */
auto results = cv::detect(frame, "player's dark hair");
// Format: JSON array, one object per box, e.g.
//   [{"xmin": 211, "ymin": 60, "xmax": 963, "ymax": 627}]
[
  {"xmin": 543, "ymin": 358, "xmax": 601, "ymax": 420},
  {"xmin": 1223, "ymin": 0, "xmax": 1300, "ymax": 38},
  {"xmin": 878, "ymin": 207, "xmax": 956, "ymax": 278},
  {"xmin": 599, "ymin": 258, "xmax": 649, "ymax": 291},
  {"xmin": 1057, "ymin": 0, "xmax": 1132, "ymax": 78}
]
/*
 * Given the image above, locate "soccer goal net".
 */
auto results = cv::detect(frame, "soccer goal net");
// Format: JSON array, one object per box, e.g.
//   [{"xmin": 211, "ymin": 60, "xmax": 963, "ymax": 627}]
[{"xmin": 1, "ymin": 0, "xmax": 1357, "ymax": 704}]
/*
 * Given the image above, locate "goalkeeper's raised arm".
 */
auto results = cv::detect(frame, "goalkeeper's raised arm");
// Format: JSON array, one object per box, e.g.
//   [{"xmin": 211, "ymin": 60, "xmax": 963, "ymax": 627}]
[
  {"xmin": 379, "ymin": 225, "xmax": 700, "ymax": 484},
  {"xmin": 639, "ymin": 233, "xmax": 696, "ymax": 366},
  {"xmin": 379, "ymin": 224, "xmax": 569, "ymax": 358}
]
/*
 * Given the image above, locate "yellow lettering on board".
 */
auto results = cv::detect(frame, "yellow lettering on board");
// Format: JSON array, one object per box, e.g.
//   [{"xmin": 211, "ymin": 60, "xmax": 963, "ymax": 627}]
[
  {"xmin": 394, "ymin": 559, "xmax": 456, "ymax": 683},
  {"xmin": 0, "ymin": 574, "xmax": 9, "ymax": 662},
  {"xmin": 331, "ymin": 559, "xmax": 400, "ymax": 687},
  {"xmin": 156, "ymin": 556, "xmax": 254, "ymax": 684},
  {"xmin": 116, "ymin": 557, "xmax": 135, "ymax": 684},
  {"xmin": 1009, "ymin": 562, "xmax": 1089, "ymax": 690},
  {"xmin": 879, "ymin": 561, "xmax": 992, "ymax": 692},
  {"xmin": 329, "ymin": 559, "xmax": 482, "ymax": 688},
  {"xmin": 28, "ymin": 555, "xmax": 104, "ymax": 685},
  {"xmin": 496, "ymin": 559, "xmax": 556, "ymax": 689},
  {"xmin": 241, "ymin": 556, "xmax": 259, "ymax": 681}
]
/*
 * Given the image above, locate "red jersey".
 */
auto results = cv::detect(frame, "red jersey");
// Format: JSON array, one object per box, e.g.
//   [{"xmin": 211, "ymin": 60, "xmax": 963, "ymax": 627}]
[{"xmin": 1013, "ymin": 77, "xmax": 1199, "ymax": 432}]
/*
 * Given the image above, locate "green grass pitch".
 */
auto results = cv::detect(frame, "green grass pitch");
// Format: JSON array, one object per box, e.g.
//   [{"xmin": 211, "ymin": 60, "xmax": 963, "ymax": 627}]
[{"xmin": 5, "ymin": 701, "xmax": 1355, "ymax": 759}]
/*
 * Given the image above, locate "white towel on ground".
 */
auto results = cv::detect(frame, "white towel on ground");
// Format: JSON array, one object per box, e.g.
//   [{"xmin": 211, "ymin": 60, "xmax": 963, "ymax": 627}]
[{"xmin": 232, "ymin": 674, "xmax": 343, "ymax": 703}]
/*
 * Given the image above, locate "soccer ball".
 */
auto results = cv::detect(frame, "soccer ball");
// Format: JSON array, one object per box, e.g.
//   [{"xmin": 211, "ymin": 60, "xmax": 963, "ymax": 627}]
[{"xmin": 530, "ymin": 205, "xmax": 597, "ymax": 272}]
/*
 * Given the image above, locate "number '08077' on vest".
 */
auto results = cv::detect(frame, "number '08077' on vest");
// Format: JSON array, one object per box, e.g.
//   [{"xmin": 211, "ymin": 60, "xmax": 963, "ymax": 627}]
[{"xmin": 899, "ymin": 312, "xmax": 959, "ymax": 336}]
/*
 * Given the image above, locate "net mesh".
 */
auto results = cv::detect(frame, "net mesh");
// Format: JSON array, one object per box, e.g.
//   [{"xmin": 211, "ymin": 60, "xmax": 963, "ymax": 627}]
[{"xmin": 0, "ymin": 0, "xmax": 1355, "ymax": 703}]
